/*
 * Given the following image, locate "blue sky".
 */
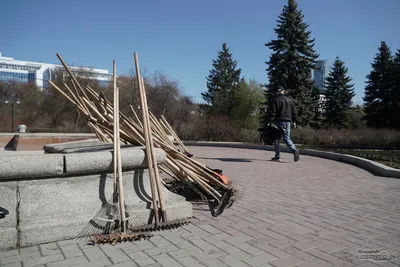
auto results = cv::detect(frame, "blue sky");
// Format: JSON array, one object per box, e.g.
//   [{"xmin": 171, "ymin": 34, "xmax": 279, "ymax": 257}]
[{"xmin": 1, "ymin": 0, "xmax": 399, "ymax": 105}]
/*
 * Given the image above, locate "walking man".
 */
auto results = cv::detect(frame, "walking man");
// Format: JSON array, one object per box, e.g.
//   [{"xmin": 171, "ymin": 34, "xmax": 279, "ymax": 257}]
[{"xmin": 267, "ymin": 86, "xmax": 299, "ymax": 162}]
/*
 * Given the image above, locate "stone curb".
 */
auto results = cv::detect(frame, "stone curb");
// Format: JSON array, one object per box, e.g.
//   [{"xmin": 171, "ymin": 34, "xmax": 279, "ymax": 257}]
[
  {"xmin": 0, "ymin": 147, "xmax": 167, "ymax": 180},
  {"xmin": 0, "ymin": 154, "xmax": 64, "ymax": 180},
  {"xmin": 182, "ymin": 141, "xmax": 400, "ymax": 179},
  {"xmin": 64, "ymin": 147, "xmax": 166, "ymax": 175}
]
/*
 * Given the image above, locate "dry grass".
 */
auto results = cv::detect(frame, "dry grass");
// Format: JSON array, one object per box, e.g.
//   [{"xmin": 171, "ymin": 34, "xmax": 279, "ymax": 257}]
[
  {"xmin": 179, "ymin": 117, "xmax": 400, "ymax": 148},
  {"xmin": 290, "ymin": 127, "xmax": 400, "ymax": 147},
  {"xmin": 298, "ymin": 146, "xmax": 400, "ymax": 169}
]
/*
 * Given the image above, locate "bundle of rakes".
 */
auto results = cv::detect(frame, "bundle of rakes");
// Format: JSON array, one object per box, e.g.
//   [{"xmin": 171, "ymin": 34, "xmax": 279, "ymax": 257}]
[{"xmin": 48, "ymin": 53, "xmax": 237, "ymax": 244}]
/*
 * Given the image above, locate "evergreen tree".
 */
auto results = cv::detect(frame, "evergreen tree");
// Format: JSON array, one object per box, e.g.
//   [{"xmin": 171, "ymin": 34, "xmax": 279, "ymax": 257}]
[
  {"xmin": 262, "ymin": 0, "xmax": 319, "ymax": 126},
  {"xmin": 200, "ymin": 43, "xmax": 242, "ymax": 117},
  {"xmin": 324, "ymin": 57, "xmax": 355, "ymax": 129},
  {"xmin": 391, "ymin": 49, "xmax": 400, "ymax": 128},
  {"xmin": 363, "ymin": 41, "xmax": 394, "ymax": 128}
]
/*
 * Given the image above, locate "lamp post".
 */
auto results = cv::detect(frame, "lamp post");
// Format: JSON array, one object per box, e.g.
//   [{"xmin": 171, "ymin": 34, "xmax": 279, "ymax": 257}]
[{"xmin": 4, "ymin": 97, "xmax": 20, "ymax": 133}]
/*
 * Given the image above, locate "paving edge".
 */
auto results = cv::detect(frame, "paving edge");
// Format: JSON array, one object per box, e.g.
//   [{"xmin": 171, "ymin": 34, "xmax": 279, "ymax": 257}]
[{"xmin": 182, "ymin": 141, "xmax": 400, "ymax": 179}]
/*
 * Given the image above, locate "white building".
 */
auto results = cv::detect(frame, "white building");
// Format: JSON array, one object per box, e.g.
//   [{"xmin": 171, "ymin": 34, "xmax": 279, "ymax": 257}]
[
  {"xmin": 0, "ymin": 52, "xmax": 112, "ymax": 89},
  {"xmin": 317, "ymin": 94, "xmax": 326, "ymax": 114}
]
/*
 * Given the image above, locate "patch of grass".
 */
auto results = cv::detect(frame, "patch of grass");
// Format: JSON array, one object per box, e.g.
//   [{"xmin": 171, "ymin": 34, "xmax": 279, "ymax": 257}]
[{"xmin": 299, "ymin": 146, "xmax": 400, "ymax": 170}]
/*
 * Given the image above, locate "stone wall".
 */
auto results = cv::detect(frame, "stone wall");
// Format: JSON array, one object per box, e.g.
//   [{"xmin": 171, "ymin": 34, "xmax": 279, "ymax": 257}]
[{"xmin": 0, "ymin": 146, "xmax": 193, "ymax": 250}]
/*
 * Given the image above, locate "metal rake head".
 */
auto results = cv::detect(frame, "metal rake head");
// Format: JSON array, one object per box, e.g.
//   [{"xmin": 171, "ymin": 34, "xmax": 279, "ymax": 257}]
[
  {"xmin": 89, "ymin": 232, "xmax": 153, "ymax": 245},
  {"xmin": 129, "ymin": 218, "xmax": 191, "ymax": 233}
]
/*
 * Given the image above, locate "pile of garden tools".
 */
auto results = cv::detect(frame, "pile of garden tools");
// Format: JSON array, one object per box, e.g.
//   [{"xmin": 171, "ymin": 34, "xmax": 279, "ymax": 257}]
[{"xmin": 49, "ymin": 53, "xmax": 237, "ymax": 244}]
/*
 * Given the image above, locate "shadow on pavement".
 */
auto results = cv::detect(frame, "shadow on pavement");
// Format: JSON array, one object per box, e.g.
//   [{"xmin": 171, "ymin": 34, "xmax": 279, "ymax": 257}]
[
  {"xmin": 197, "ymin": 156, "xmax": 294, "ymax": 163},
  {"xmin": 196, "ymin": 157, "xmax": 253, "ymax": 163}
]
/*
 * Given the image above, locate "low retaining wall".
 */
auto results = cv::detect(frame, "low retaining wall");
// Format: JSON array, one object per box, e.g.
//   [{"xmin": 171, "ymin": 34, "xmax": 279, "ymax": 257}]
[
  {"xmin": 182, "ymin": 141, "xmax": 400, "ymax": 178},
  {"xmin": 0, "ymin": 145, "xmax": 192, "ymax": 251},
  {"xmin": 0, "ymin": 133, "xmax": 96, "ymax": 151}
]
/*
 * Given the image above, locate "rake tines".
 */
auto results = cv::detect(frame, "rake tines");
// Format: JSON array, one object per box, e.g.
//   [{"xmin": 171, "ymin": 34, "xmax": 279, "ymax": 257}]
[{"xmin": 90, "ymin": 232, "xmax": 153, "ymax": 245}]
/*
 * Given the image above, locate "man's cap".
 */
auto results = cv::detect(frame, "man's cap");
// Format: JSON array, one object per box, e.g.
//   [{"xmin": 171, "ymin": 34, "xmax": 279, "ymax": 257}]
[{"xmin": 277, "ymin": 86, "xmax": 284, "ymax": 92}]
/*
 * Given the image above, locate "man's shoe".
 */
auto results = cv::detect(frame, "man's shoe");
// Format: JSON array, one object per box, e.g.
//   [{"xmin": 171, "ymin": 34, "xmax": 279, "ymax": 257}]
[
  {"xmin": 271, "ymin": 157, "xmax": 281, "ymax": 162},
  {"xmin": 293, "ymin": 149, "xmax": 300, "ymax": 162}
]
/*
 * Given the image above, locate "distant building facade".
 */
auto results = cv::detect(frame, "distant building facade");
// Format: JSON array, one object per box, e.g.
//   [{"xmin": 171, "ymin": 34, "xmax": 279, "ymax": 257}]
[
  {"xmin": 0, "ymin": 52, "xmax": 112, "ymax": 89},
  {"xmin": 313, "ymin": 60, "xmax": 330, "ymax": 94},
  {"xmin": 313, "ymin": 60, "xmax": 330, "ymax": 114}
]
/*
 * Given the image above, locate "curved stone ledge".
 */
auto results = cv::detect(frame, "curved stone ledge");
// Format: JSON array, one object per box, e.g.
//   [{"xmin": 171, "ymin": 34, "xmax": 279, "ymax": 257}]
[
  {"xmin": 43, "ymin": 139, "xmax": 112, "ymax": 153},
  {"xmin": 0, "ymin": 146, "xmax": 167, "ymax": 180},
  {"xmin": 182, "ymin": 141, "xmax": 400, "ymax": 178},
  {"xmin": 0, "ymin": 154, "xmax": 64, "ymax": 180},
  {"xmin": 64, "ymin": 147, "xmax": 166, "ymax": 175}
]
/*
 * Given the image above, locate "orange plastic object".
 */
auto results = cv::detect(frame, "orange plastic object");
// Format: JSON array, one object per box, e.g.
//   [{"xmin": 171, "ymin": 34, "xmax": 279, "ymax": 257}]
[
  {"xmin": 220, "ymin": 174, "xmax": 229, "ymax": 185},
  {"xmin": 214, "ymin": 172, "xmax": 229, "ymax": 185}
]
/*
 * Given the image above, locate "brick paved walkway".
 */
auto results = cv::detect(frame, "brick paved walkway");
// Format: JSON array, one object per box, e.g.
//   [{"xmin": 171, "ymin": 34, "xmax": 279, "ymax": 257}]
[{"xmin": 1, "ymin": 146, "xmax": 400, "ymax": 267}]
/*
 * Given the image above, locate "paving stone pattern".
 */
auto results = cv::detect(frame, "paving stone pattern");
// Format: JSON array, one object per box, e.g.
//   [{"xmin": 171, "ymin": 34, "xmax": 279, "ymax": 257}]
[{"xmin": 1, "ymin": 146, "xmax": 400, "ymax": 267}]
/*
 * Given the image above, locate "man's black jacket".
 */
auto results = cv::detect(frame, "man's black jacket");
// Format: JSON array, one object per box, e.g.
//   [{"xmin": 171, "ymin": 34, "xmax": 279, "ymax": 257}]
[{"xmin": 267, "ymin": 95, "xmax": 297, "ymax": 123}]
